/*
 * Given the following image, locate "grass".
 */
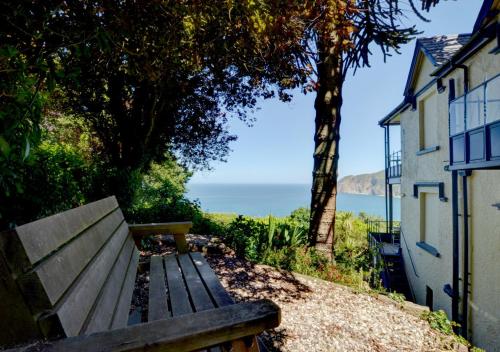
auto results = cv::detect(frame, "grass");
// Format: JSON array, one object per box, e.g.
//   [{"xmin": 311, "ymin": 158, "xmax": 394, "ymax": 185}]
[{"xmin": 421, "ymin": 310, "xmax": 485, "ymax": 351}]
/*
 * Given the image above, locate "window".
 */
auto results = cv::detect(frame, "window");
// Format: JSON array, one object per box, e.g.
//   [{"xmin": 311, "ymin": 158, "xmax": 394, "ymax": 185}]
[
  {"xmin": 449, "ymin": 96, "xmax": 465, "ymax": 135},
  {"xmin": 486, "ymin": 75, "xmax": 500, "ymax": 124},
  {"xmin": 466, "ymin": 85, "xmax": 485, "ymax": 130},
  {"xmin": 419, "ymin": 192, "xmax": 440, "ymax": 250},
  {"xmin": 419, "ymin": 93, "xmax": 438, "ymax": 150}
]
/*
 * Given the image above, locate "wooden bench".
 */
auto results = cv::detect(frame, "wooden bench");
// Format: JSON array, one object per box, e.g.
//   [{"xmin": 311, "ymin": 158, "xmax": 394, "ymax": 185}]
[{"xmin": 0, "ymin": 196, "xmax": 279, "ymax": 351}]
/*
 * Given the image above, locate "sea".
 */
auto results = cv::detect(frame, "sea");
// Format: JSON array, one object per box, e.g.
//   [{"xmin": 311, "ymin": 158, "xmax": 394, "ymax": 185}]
[{"xmin": 186, "ymin": 183, "xmax": 400, "ymax": 220}]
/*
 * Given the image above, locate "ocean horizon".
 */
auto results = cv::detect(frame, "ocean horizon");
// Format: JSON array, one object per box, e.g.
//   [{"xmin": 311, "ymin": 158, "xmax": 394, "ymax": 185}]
[{"xmin": 186, "ymin": 183, "xmax": 400, "ymax": 220}]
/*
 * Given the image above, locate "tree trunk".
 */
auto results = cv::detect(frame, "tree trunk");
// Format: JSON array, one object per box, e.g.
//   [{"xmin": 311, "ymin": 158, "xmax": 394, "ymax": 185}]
[{"xmin": 309, "ymin": 38, "xmax": 344, "ymax": 260}]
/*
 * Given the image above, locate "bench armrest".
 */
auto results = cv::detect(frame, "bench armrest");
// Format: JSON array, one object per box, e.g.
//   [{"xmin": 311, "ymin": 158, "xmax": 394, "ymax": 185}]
[
  {"xmin": 29, "ymin": 300, "xmax": 280, "ymax": 352},
  {"xmin": 128, "ymin": 222, "xmax": 192, "ymax": 236},
  {"xmin": 129, "ymin": 222, "xmax": 192, "ymax": 253}
]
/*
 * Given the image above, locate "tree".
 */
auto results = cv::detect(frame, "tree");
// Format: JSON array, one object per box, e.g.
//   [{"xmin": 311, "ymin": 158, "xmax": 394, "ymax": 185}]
[
  {"xmin": 1, "ymin": 1, "xmax": 440, "ymax": 231},
  {"xmin": 308, "ymin": 0, "xmax": 440, "ymax": 256},
  {"xmin": 0, "ymin": 1, "xmax": 309, "ymax": 207},
  {"xmin": 234, "ymin": 0, "xmax": 440, "ymax": 257}
]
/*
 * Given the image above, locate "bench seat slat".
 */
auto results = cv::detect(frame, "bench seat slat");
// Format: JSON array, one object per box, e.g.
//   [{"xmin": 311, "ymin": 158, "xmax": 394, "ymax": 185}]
[
  {"xmin": 190, "ymin": 252, "xmax": 234, "ymax": 307},
  {"xmin": 184, "ymin": 254, "xmax": 229, "ymax": 352},
  {"xmin": 83, "ymin": 236, "xmax": 136, "ymax": 335},
  {"xmin": 177, "ymin": 254, "xmax": 214, "ymax": 312},
  {"xmin": 110, "ymin": 247, "xmax": 139, "ymax": 330},
  {"xmin": 164, "ymin": 255, "xmax": 193, "ymax": 316},
  {"xmin": 148, "ymin": 255, "xmax": 170, "ymax": 321}
]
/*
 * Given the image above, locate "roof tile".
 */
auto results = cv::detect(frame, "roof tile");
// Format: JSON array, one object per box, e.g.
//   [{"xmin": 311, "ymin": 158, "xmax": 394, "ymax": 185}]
[{"xmin": 418, "ymin": 34, "xmax": 472, "ymax": 66}]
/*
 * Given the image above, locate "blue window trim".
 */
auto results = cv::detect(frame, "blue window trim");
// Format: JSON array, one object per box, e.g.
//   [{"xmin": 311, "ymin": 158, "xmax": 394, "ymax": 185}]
[
  {"xmin": 416, "ymin": 241, "xmax": 441, "ymax": 257},
  {"xmin": 413, "ymin": 182, "xmax": 448, "ymax": 202},
  {"xmin": 417, "ymin": 145, "xmax": 440, "ymax": 156}
]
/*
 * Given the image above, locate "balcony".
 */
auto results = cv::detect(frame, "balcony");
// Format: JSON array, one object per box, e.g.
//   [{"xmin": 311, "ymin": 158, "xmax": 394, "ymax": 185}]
[
  {"xmin": 449, "ymin": 74, "xmax": 500, "ymax": 170},
  {"xmin": 387, "ymin": 150, "xmax": 402, "ymax": 183}
]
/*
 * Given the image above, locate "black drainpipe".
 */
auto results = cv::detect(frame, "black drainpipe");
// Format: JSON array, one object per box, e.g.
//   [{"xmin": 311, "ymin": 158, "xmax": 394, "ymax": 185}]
[
  {"xmin": 384, "ymin": 126, "xmax": 389, "ymax": 228},
  {"xmin": 451, "ymin": 170, "xmax": 460, "ymax": 330},
  {"xmin": 461, "ymin": 170, "xmax": 471, "ymax": 339}
]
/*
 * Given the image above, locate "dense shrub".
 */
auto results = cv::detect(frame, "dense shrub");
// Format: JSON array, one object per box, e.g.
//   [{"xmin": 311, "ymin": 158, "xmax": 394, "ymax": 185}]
[
  {"xmin": 124, "ymin": 158, "xmax": 199, "ymax": 223},
  {"xmin": 199, "ymin": 209, "xmax": 379, "ymax": 290},
  {"xmin": 191, "ymin": 212, "xmax": 237, "ymax": 237},
  {"xmin": 0, "ymin": 112, "xmax": 203, "ymax": 230},
  {"xmin": 0, "ymin": 140, "xmax": 96, "ymax": 228}
]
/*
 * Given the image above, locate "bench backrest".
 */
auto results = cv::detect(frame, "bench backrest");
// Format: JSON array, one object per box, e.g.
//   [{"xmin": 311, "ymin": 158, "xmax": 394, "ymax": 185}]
[{"xmin": 0, "ymin": 196, "xmax": 139, "ymax": 346}]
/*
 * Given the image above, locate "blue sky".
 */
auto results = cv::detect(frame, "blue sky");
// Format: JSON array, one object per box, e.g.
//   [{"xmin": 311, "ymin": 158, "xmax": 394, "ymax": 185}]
[{"xmin": 190, "ymin": 0, "xmax": 483, "ymax": 185}]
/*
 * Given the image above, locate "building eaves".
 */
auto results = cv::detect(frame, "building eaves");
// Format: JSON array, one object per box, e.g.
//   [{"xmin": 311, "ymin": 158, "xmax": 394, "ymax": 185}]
[
  {"xmin": 378, "ymin": 100, "xmax": 410, "ymax": 126},
  {"xmin": 403, "ymin": 34, "xmax": 471, "ymax": 97}
]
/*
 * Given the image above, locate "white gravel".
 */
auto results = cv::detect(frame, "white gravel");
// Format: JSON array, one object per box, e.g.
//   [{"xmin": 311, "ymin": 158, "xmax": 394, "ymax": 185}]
[{"xmin": 207, "ymin": 254, "xmax": 462, "ymax": 352}]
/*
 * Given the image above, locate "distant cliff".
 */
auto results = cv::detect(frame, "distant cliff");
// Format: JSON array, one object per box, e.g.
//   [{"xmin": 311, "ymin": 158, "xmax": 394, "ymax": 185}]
[{"xmin": 338, "ymin": 170, "xmax": 399, "ymax": 196}]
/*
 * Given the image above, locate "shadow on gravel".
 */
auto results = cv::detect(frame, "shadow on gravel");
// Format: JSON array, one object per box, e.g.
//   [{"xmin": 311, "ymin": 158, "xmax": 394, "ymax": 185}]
[
  {"xmin": 260, "ymin": 328, "xmax": 288, "ymax": 352},
  {"xmin": 206, "ymin": 254, "xmax": 312, "ymax": 304}
]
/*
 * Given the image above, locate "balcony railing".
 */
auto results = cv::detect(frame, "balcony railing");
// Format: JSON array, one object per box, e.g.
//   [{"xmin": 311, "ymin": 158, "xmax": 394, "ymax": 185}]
[
  {"xmin": 449, "ymin": 74, "xmax": 500, "ymax": 169},
  {"xmin": 387, "ymin": 150, "xmax": 402, "ymax": 179}
]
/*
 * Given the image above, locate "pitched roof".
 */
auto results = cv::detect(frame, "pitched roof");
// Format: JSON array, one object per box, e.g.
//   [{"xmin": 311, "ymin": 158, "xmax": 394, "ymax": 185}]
[
  {"xmin": 380, "ymin": 0, "xmax": 499, "ymax": 127},
  {"xmin": 382, "ymin": 34, "xmax": 472, "ymax": 126},
  {"xmin": 402, "ymin": 34, "xmax": 471, "ymax": 97},
  {"xmin": 418, "ymin": 34, "xmax": 473, "ymax": 66}
]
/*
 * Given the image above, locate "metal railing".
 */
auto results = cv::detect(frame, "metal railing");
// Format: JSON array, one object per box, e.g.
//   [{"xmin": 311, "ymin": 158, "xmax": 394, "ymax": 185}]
[
  {"xmin": 366, "ymin": 220, "xmax": 401, "ymax": 245},
  {"xmin": 449, "ymin": 74, "xmax": 500, "ymax": 136},
  {"xmin": 387, "ymin": 150, "xmax": 402, "ymax": 179},
  {"xmin": 399, "ymin": 229, "xmax": 418, "ymax": 278}
]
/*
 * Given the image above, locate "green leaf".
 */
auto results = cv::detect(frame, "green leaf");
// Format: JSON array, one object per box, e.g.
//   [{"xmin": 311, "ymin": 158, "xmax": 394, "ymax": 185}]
[
  {"xmin": 0, "ymin": 136, "xmax": 11, "ymax": 156},
  {"xmin": 23, "ymin": 138, "xmax": 30, "ymax": 160}
]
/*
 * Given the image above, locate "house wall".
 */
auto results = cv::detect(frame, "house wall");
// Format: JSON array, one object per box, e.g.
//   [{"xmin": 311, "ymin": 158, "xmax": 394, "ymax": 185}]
[
  {"xmin": 455, "ymin": 39, "xmax": 500, "ymax": 351},
  {"xmin": 398, "ymin": 40, "xmax": 500, "ymax": 351},
  {"xmin": 414, "ymin": 54, "xmax": 436, "ymax": 93},
  {"xmin": 399, "ymin": 60, "xmax": 453, "ymax": 318},
  {"xmin": 468, "ymin": 171, "xmax": 500, "ymax": 350}
]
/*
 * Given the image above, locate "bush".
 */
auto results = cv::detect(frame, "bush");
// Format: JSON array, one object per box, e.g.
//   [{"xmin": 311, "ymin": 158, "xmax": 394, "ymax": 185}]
[
  {"xmin": 124, "ymin": 157, "xmax": 200, "ymax": 223},
  {"xmin": 0, "ymin": 140, "xmax": 96, "ymax": 228},
  {"xmin": 203, "ymin": 209, "xmax": 376, "ymax": 291},
  {"xmin": 334, "ymin": 212, "xmax": 370, "ymax": 271}
]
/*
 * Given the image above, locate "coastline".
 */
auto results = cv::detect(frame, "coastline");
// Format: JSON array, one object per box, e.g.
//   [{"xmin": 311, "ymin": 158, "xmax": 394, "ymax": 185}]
[{"xmin": 186, "ymin": 184, "xmax": 401, "ymax": 220}]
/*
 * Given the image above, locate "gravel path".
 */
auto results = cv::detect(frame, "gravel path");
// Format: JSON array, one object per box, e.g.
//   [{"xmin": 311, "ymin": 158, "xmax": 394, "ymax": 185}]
[
  {"xmin": 206, "ymin": 253, "xmax": 462, "ymax": 352},
  {"xmin": 132, "ymin": 235, "xmax": 463, "ymax": 352}
]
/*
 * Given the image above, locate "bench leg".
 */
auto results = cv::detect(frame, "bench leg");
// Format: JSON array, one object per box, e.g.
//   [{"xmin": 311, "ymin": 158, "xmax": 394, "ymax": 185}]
[
  {"xmin": 173, "ymin": 233, "xmax": 189, "ymax": 254},
  {"xmin": 230, "ymin": 336, "xmax": 260, "ymax": 352}
]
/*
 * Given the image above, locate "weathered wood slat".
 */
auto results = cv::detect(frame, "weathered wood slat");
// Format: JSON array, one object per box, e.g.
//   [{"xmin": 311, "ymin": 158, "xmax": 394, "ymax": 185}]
[
  {"xmin": 38, "ymin": 300, "xmax": 280, "ymax": 352},
  {"xmin": 1, "ymin": 197, "xmax": 118, "ymax": 274},
  {"xmin": 110, "ymin": 247, "xmax": 139, "ymax": 330},
  {"xmin": 177, "ymin": 254, "xmax": 214, "ymax": 312},
  {"xmin": 190, "ymin": 252, "xmax": 234, "ymax": 307},
  {"xmin": 164, "ymin": 255, "xmax": 192, "ymax": 316},
  {"xmin": 55, "ymin": 221, "xmax": 130, "ymax": 337},
  {"xmin": 31, "ymin": 209, "xmax": 125, "ymax": 305},
  {"xmin": 83, "ymin": 236, "xmax": 136, "ymax": 335},
  {"xmin": 148, "ymin": 255, "xmax": 170, "ymax": 321},
  {"xmin": 189, "ymin": 253, "xmax": 256, "ymax": 352}
]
